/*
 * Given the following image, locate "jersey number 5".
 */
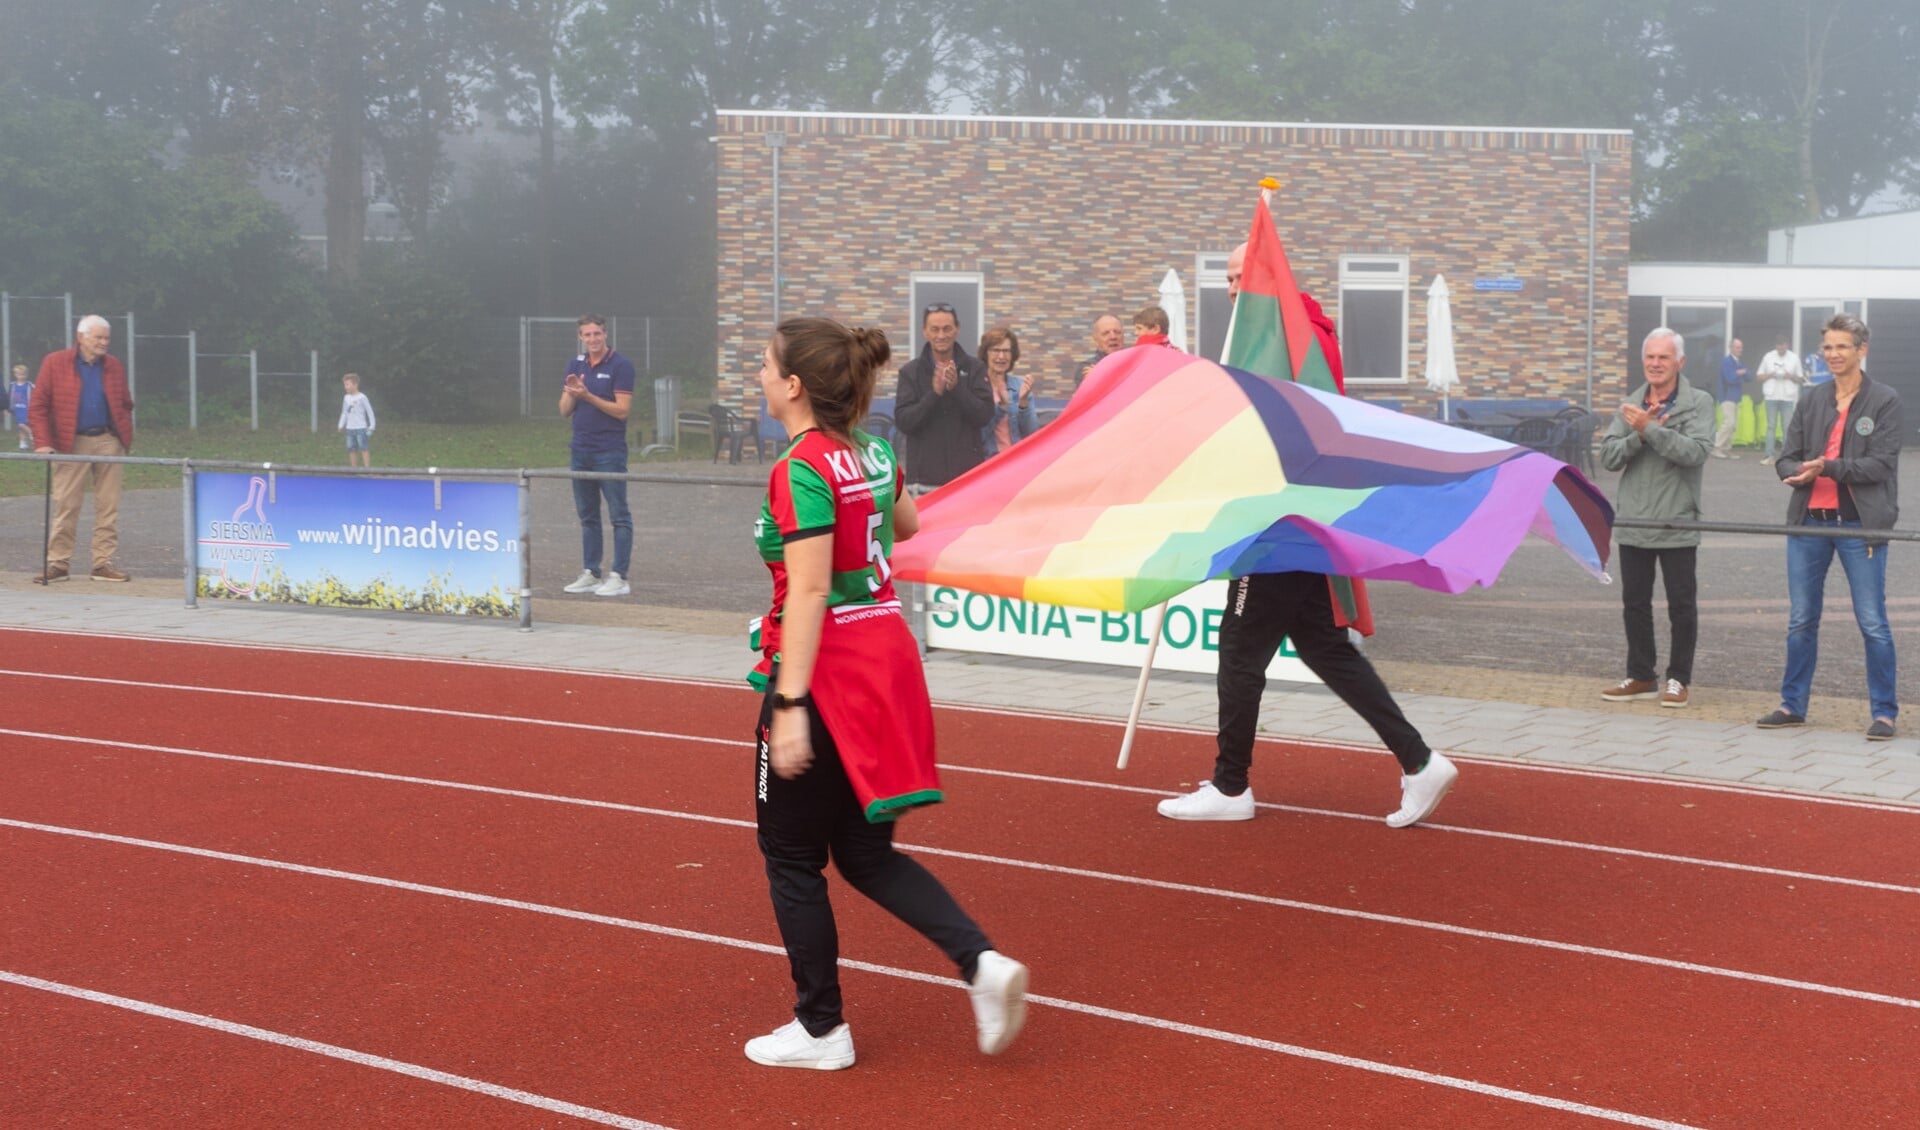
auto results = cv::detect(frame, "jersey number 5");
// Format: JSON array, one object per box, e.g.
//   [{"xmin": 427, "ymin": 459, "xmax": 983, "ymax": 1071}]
[{"xmin": 865, "ymin": 511, "xmax": 892, "ymax": 594}]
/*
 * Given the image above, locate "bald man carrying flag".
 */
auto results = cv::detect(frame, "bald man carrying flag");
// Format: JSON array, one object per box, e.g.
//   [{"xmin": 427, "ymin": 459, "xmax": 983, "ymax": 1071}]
[{"xmin": 1155, "ymin": 184, "xmax": 1459, "ymax": 828}]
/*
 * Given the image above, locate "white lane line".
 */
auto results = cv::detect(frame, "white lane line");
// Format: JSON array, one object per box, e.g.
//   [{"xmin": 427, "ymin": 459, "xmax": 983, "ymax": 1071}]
[
  {"xmin": 1444, "ymin": 754, "xmax": 1920, "ymax": 812},
  {"xmin": 0, "ymin": 670, "xmax": 736, "ymax": 747},
  {"xmin": 5, "ymin": 739, "xmax": 1919, "ymax": 1011},
  {"xmin": 11, "ymin": 726, "xmax": 1918, "ymax": 901},
  {"xmin": 0, "ymin": 729, "xmax": 750, "ymax": 830},
  {"xmin": 0, "ymin": 625, "xmax": 720, "ymax": 682},
  {"xmin": 5, "ymin": 645, "xmax": 1916, "ymax": 817},
  {"xmin": 0, "ymin": 970, "xmax": 669, "ymax": 1130},
  {"xmin": 0, "ymin": 820, "xmax": 1696, "ymax": 1130},
  {"xmin": 947, "ymin": 764, "xmax": 1920, "ymax": 896}
]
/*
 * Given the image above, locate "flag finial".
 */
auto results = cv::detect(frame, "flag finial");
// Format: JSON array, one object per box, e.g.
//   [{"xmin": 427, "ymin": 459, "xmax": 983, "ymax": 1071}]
[{"xmin": 1258, "ymin": 176, "xmax": 1280, "ymax": 206}]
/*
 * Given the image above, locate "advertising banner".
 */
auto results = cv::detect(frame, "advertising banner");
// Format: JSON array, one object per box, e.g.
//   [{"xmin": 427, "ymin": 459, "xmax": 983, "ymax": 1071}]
[
  {"xmin": 194, "ymin": 472, "xmax": 520, "ymax": 617},
  {"xmin": 922, "ymin": 581, "xmax": 1317, "ymax": 682}
]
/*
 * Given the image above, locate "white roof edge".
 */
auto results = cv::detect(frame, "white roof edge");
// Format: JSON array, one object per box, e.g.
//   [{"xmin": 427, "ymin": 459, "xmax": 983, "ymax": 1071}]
[
  {"xmin": 1765, "ymin": 207, "xmax": 1920, "ymax": 234},
  {"xmin": 1633, "ymin": 261, "xmax": 1920, "ymax": 273},
  {"xmin": 714, "ymin": 108, "xmax": 1632, "ymax": 139},
  {"xmin": 1628, "ymin": 261, "xmax": 1920, "ymax": 300}
]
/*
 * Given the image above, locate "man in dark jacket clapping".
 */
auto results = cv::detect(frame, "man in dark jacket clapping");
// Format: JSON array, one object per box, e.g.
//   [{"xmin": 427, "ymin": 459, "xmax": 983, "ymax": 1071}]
[{"xmin": 895, "ymin": 303, "xmax": 992, "ymax": 489}]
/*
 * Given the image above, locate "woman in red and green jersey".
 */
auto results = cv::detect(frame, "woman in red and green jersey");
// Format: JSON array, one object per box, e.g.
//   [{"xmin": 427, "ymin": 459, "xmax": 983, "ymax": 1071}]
[{"xmin": 742, "ymin": 316, "xmax": 1028, "ymax": 1071}]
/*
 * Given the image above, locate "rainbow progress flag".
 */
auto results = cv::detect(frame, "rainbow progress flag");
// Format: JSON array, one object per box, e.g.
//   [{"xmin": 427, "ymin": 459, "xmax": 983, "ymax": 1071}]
[{"xmin": 891, "ymin": 344, "xmax": 1613, "ymax": 612}]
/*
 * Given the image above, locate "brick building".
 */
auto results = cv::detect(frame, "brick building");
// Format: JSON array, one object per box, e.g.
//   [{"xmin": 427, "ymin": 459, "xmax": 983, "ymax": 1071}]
[{"xmin": 714, "ymin": 110, "xmax": 1631, "ymax": 415}]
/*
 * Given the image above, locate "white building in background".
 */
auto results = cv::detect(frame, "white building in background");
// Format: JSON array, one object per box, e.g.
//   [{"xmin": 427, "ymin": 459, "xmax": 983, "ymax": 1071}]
[
  {"xmin": 1767, "ymin": 209, "xmax": 1920, "ymax": 267},
  {"xmin": 1617, "ymin": 209, "xmax": 1920, "ymax": 442}
]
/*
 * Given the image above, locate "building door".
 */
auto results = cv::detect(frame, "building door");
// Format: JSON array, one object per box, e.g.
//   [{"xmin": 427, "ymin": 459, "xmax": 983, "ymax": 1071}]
[
  {"xmin": 1194, "ymin": 252, "xmax": 1232, "ymax": 362},
  {"xmin": 1795, "ymin": 300, "xmax": 1866, "ymax": 354},
  {"xmin": 1662, "ymin": 300, "xmax": 1729, "ymax": 388},
  {"xmin": 909, "ymin": 274, "xmax": 984, "ymax": 358}
]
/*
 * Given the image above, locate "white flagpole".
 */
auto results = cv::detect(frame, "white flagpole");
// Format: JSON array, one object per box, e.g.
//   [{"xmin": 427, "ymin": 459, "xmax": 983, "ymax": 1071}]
[
  {"xmin": 1116, "ymin": 180, "xmax": 1277, "ymax": 771},
  {"xmin": 1115, "ymin": 602, "xmax": 1167, "ymax": 769}
]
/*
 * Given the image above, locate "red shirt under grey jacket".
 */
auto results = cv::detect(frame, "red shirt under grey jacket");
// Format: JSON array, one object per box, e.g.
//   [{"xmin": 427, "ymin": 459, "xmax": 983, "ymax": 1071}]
[{"xmin": 30, "ymin": 347, "xmax": 135, "ymax": 454}]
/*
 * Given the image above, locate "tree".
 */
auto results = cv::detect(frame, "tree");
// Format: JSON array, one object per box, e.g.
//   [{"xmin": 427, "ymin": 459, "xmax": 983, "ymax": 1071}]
[
  {"xmin": 1655, "ymin": 0, "xmax": 1920, "ymax": 224},
  {"xmin": 0, "ymin": 94, "xmax": 318, "ymax": 348},
  {"xmin": 0, "ymin": 0, "xmax": 186, "ymax": 126},
  {"xmin": 170, "ymin": 0, "xmax": 475, "ymax": 281},
  {"xmin": 468, "ymin": 0, "xmax": 589, "ymax": 313},
  {"xmin": 1165, "ymin": 0, "xmax": 1656, "ymax": 128},
  {"xmin": 1631, "ymin": 112, "xmax": 1805, "ymax": 260},
  {"xmin": 952, "ymin": 0, "xmax": 1164, "ymax": 117}
]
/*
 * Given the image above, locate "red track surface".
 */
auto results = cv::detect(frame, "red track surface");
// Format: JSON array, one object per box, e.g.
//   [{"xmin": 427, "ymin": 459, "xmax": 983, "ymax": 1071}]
[{"xmin": 4, "ymin": 626, "xmax": 1919, "ymax": 1127}]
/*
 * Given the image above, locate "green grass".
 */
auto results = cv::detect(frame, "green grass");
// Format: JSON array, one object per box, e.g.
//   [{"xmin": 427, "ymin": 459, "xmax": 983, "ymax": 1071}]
[{"xmin": 0, "ymin": 417, "xmax": 712, "ymax": 497}]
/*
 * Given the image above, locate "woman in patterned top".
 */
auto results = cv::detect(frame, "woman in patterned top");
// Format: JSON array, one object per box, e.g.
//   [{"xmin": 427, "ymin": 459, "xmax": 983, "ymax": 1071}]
[{"xmin": 743, "ymin": 315, "xmax": 1028, "ymax": 1071}]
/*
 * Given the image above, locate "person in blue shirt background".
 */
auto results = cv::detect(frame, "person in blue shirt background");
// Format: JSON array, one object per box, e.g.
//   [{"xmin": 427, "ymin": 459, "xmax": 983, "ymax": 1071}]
[
  {"xmin": 1804, "ymin": 348, "xmax": 1833, "ymax": 386},
  {"xmin": 558, "ymin": 314, "xmax": 635, "ymax": 597},
  {"xmin": 1711, "ymin": 337, "xmax": 1748, "ymax": 459}
]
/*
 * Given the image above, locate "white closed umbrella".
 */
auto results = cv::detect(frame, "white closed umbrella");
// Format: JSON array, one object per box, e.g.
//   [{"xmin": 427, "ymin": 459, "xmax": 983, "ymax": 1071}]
[
  {"xmin": 1158, "ymin": 268, "xmax": 1189, "ymax": 352},
  {"xmin": 1424, "ymin": 274, "xmax": 1460, "ymax": 421}
]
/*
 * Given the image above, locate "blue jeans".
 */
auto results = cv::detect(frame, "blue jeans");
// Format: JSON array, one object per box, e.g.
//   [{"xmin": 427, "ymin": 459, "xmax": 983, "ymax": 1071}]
[
  {"xmin": 1781, "ymin": 518, "xmax": 1897, "ymax": 720},
  {"xmin": 1762, "ymin": 400, "xmax": 1794, "ymax": 457},
  {"xmin": 571, "ymin": 447, "xmax": 632, "ymax": 577}
]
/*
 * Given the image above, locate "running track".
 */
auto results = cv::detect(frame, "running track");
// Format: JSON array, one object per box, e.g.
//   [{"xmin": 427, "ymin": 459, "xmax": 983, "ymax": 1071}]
[{"xmin": 3, "ymin": 626, "xmax": 1917, "ymax": 1128}]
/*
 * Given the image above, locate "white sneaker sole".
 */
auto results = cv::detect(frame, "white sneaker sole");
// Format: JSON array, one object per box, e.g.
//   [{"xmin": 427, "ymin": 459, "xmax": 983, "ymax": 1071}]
[
  {"xmin": 594, "ymin": 587, "xmax": 629, "ymax": 597},
  {"xmin": 1387, "ymin": 757, "xmax": 1459, "ymax": 829},
  {"xmin": 743, "ymin": 1024, "xmax": 855, "ymax": 1070},
  {"xmin": 976, "ymin": 964, "xmax": 1029, "ymax": 1055},
  {"xmin": 1155, "ymin": 803, "xmax": 1256, "ymax": 821},
  {"xmin": 743, "ymin": 1046, "xmax": 855, "ymax": 1070}
]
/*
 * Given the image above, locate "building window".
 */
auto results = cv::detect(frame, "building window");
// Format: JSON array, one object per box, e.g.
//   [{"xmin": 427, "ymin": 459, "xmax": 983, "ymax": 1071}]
[
  {"xmin": 1194, "ymin": 253, "xmax": 1232, "ymax": 362},
  {"xmin": 1662, "ymin": 300, "xmax": 1729, "ymax": 388},
  {"xmin": 1338, "ymin": 256, "xmax": 1410, "ymax": 383},
  {"xmin": 909, "ymin": 273, "xmax": 984, "ymax": 355}
]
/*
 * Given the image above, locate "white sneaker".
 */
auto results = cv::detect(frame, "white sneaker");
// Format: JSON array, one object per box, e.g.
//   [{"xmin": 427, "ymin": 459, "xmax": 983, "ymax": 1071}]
[
  {"xmin": 562, "ymin": 570, "xmax": 600, "ymax": 594},
  {"xmin": 1156, "ymin": 781, "xmax": 1255, "ymax": 821},
  {"xmin": 1386, "ymin": 751, "xmax": 1459, "ymax": 829},
  {"xmin": 743, "ymin": 1019, "xmax": 855, "ymax": 1070},
  {"xmin": 968, "ymin": 950, "xmax": 1029, "ymax": 1055},
  {"xmin": 593, "ymin": 570, "xmax": 629, "ymax": 597}
]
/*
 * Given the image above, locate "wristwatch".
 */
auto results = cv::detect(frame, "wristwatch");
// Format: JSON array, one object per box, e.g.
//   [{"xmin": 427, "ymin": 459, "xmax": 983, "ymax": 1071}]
[{"xmin": 771, "ymin": 691, "xmax": 812, "ymax": 710}]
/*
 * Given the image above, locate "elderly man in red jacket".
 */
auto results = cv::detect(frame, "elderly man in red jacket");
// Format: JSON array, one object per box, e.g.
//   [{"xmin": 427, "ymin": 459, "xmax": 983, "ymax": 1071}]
[{"xmin": 31, "ymin": 315, "xmax": 136, "ymax": 583}]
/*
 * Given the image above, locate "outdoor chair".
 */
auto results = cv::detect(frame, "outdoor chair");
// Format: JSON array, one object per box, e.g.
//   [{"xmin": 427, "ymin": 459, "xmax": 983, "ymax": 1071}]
[
  {"xmin": 1509, "ymin": 415, "xmax": 1563, "ymax": 455},
  {"xmin": 1554, "ymin": 407, "xmax": 1599, "ymax": 474},
  {"xmin": 674, "ymin": 409, "xmax": 713, "ymax": 452},
  {"xmin": 710, "ymin": 403, "xmax": 765, "ymax": 464}
]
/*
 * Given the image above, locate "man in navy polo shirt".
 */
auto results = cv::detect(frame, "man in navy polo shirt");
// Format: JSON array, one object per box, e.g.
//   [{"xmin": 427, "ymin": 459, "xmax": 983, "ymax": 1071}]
[{"xmin": 558, "ymin": 314, "xmax": 634, "ymax": 596}]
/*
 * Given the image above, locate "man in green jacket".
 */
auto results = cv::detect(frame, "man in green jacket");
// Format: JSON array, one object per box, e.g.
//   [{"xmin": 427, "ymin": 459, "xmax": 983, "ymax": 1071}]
[{"xmin": 1597, "ymin": 327, "xmax": 1715, "ymax": 708}]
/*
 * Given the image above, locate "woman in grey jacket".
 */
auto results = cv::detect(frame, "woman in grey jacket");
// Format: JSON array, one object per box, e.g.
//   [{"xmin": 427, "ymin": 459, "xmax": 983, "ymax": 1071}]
[{"xmin": 1760, "ymin": 313, "xmax": 1904, "ymax": 740}]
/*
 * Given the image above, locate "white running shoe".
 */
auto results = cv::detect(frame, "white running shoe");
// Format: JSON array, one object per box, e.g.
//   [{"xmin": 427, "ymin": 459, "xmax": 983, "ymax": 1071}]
[
  {"xmin": 743, "ymin": 1019, "xmax": 855, "ymax": 1070},
  {"xmin": 1386, "ymin": 751, "xmax": 1459, "ymax": 829},
  {"xmin": 562, "ymin": 570, "xmax": 600, "ymax": 594},
  {"xmin": 968, "ymin": 950, "xmax": 1029, "ymax": 1055},
  {"xmin": 1156, "ymin": 781, "xmax": 1256, "ymax": 821},
  {"xmin": 593, "ymin": 570, "xmax": 629, "ymax": 597}
]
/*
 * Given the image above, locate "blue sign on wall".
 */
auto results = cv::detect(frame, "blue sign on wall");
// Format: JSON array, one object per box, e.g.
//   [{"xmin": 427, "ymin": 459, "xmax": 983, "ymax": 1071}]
[
  {"xmin": 194, "ymin": 472, "xmax": 520, "ymax": 617},
  {"xmin": 1473, "ymin": 277, "xmax": 1525, "ymax": 292}
]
